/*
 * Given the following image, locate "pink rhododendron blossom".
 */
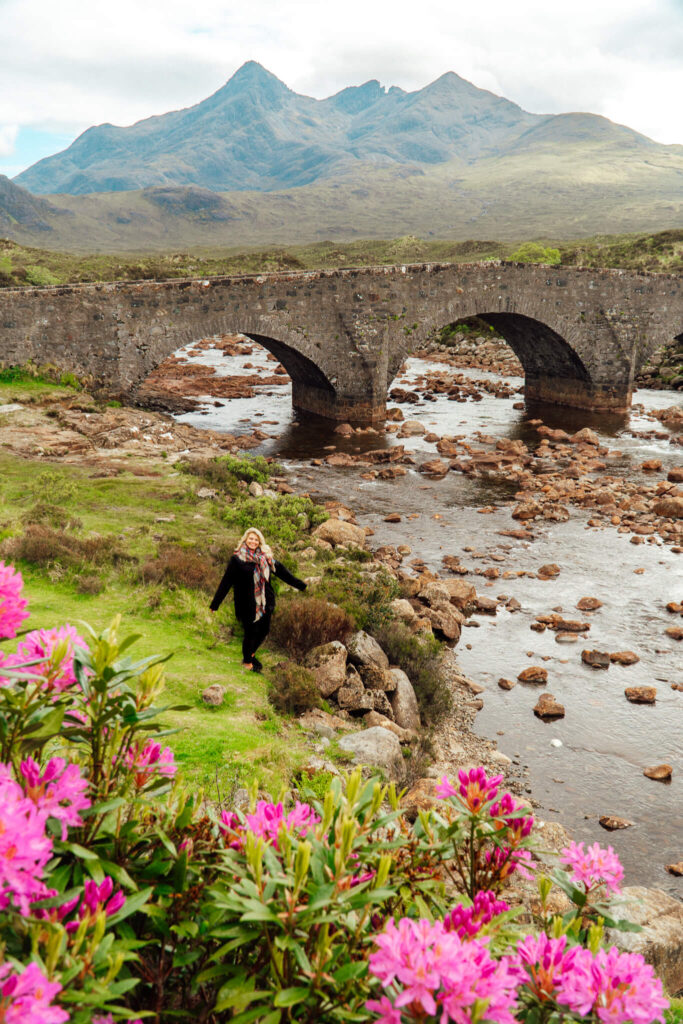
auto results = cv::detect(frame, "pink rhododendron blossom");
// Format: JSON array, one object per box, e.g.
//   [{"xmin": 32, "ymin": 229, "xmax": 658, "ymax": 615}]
[
  {"xmin": 444, "ymin": 890, "xmax": 510, "ymax": 940},
  {"xmin": 0, "ymin": 960, "xmax": 68, "ymax": 1023},
  {"xmin": 0, "ymin": 561, "xmax": 29, "ymax": 641},
  {"xmin": 367, "ymin": 916, "xmax": 520, "ymax": 1024},
  {"xmin": 63, "ymin": 876, "xmax": 126, "ymax": 933},
  {"xmin": 125, "ymin": 741, "xmax": 176, "ymax": 788},
  {"xmin": 559, "ymin": 840, "xmax": 624, "ymax": 896},
  {"xmin": 20, "ymin": 757, "xmax": 90, "ymax": 839},
  {"xmin": 556, "ymin": 946, "xmax": 668, "ymax": 1024},
  {"xmin": 244, "ymin": 800, "xmax": 320, "ymax": 847},
  {"xmin": 489, "ymin": 792, "xmax": 534, "ymax": 842},
  {"xmin": 435, "ymin": 775, "xmax": 457, "ymax": 799},
  {"xmin": 437, "ymin": 768, "xmax": 504, "ymax": 812},
  {"xmin": 485, "ymin": 845, "xmax": 535, "ymax": 881},
  {"xmin": 0, "ymin": 764, "xmax": 52, "ymax": 914},
  {"xmin": 15, "ymin": 624, "xmax": 87, "ymax": 692},
  {"xmin": 517, "ymin": 932, "xmax": 578, "ymax": 1002},
  {"xmin": 218, "ymin": 810, "xmax": 244, "ymax": 849}
]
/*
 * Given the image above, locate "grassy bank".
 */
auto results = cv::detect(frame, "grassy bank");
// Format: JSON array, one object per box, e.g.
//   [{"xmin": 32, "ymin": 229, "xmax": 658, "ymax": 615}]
[{"xmin": 1, "ymin": 227, "xmax": 682, "ymax": 290}]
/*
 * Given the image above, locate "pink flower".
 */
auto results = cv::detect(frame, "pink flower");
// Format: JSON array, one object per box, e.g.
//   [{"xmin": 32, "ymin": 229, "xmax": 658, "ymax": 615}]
[
  {"xmin": 20, "ymin": 757, "xmax": 90, "ymax": 839},
  {"xmin": 243, "ymin": 800, "xmax": 319, "ymax": 847},
  {"xmin": 439, "ymin": 767, "xmax": 503, "ymax": 813},
  {"xmin": 0, "ymin": 561, "xmax": 29, "ymax": 641},
  {"xmin": 367, "ymin": 917, "xmax": 519, "ymax": 1024},
  {"xmin": 557, "ymin": 946, "xmax": 669, "ymax": 1024},
  {"xmin": 444, "ymin": 890, "xmax": 510, "ymax": 940},
  {"xmin": 14, "ymin": 625, "xmax": 87, "ymax": 692},
  {"xmin": 0, "ymin": 764, "xmax": 53, "ymax": 915},
  {"xmin": 0, "ymin": 960, "xmax": 68, "ymax": 1023},
  {"xmin": 559, "ymin": 840, "xmax": 624, "ymax": 897},
  {"xmin": 517, "ymin": 933, "xmax": 577, "ymax": 1001},
  {"xmin": 485, "ymin": 845, "xmax": 535, "ymax": 882},
  {"xmin": 365, "ymin": 995, "xmax": 402, "ymax": 1024},
  {"xmin": 435, "ymin": 775, "xmax": 457, "ymax": 799},
  {"xmin": 489, "ymin": 792, "xmax": 534, "ymax": 842},
  {"xmin": 64, "ymin": 876, "xmax": 126, "ymax": 933},
  {"xmin": 125, "ymin": 741, "xmax": 176, "ymax": 789}
]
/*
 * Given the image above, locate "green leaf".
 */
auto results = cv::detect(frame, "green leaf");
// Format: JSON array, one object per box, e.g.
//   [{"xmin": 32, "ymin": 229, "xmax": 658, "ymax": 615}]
[
  {"xmin": 274, "ymin": 987, "xmax": 309, "ymax": 1008},
  {"xmin": 107, "ymin": 886, "xmax": 153, "ymax": 924}
]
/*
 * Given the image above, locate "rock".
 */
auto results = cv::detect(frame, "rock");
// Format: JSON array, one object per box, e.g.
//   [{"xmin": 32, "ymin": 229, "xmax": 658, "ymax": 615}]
[
  {"xmin": 581, "ymin": 649, "xmax": 611, "ymax": 669},
  {"xmin": 384, "ymin": 513, "xmax": 402, "ymax": 523},
  {"xmin": 666, "ymin": 862, "xmax": 683, "ymax": 876},
  {"xmin": 625, "ymin": 686, "xmax": 657, "ymax": 704},
  {"xmin": 197, "ymin": 486, "xmax": 217, "ymax": 499},
  {"xmin": 346, "ymin": 630, "xmax": 389, "ymax": 670},
  {"xmin": 517, "ymin": 666, "xmax": 548, "ymax": 685},
  {"xmin": 304, "ymin": 640, "xmax": 348, "ymax": 698},
  {"xmin": 534, "ymin": 693, "xmax": 565, "ymax": 719},
  {"xmin": 537, "ymin": 563, "xmax": 561, "ymax": 579},
  {"xmin": 641, "ymin": 459, "xmax": 663, "ymax": 472},
  {"xmin": 367, "ymin": 689, "xmax": 395, "ymax": 718},
  {"xmin": 313, "ymin": 519, "xmax": 367, "ymax": 548},
  {"xmin": 549, "ymin": 618, "xmax": 590, "ymax": 633},
  {"xmin": 358, "ymin": 663, "xmax": 397, "ymax": 692},
  {"xmin": 202, "ymin": 684, "xmax": 225, "ymax": 705},
  {"xmin": 337, "ymin": 679, "xmax": 375, "ymax": 713},
  {"xmin": 571, "ymin": 427, "xmax": 600, "ymax": 445},
  {"xmin": 555, "ymin": 632, "xmax": 579, "ymax": 643},
  {"xmin": 474, "ymin": 596, "xmax": 498, "ymax": 614},
  {"xmin": 333, "ymin": 422, "xmax": 354, "ymax": 436},
  {"xmin": 398, "ymin": 419, "xmax": 427, "ymax": 436},
  {"xmin": 605, "ymin": 886, "xmax": 683, "ymax": 996},
  {"xmin": 512, "ymin": 500, "xmax": 542, "ymax": 521},
  {"xmin": 390, "ymin": 598, "xmax": 417, "ymax": 624},
  {"xmin": 643, "ymin": 764, "xmax": 673, "ymax": 781},
  {"xmin": 653, "ymin": 496, "xmax": 683, "ymax": 519},
  {"xmin": 401, "ymin": 777, "xmax": 440, "ymax": 819},
  {"xmin": 425, "ymin": 602, "xmax": 462, "ymax": 642},
  {"xmin": 665, "ymin": 626, "xmax": 683, "ymax": 640},
  {"xmin": 364, "ymin": 710, "xmax": 416, "ymax": 743},
  {"xmin": 386, "ymin": 407, "xmax": 404, "ymax": 422},
  {"xmin": 338, "ymin": 726, "xmax": 405, "ymax": 781},
  {"xmin": 421, "ymin": 581, "xmax": 452, "ymax": 606},
  {"xmin": 248, "ymin": 480, "xmax": 264, "ymax": 498},
  {"xmin": 667, "ymin": 467, "xmax": 683, "ymax": 483},
  {"xmin": 610, "ymin": 651, "xmax": 640, "ymax": 665},
  {"xmin": 577, "ymin": 596, "xmax": 603, "ymax": 611},
  {"xmin": 389, "ymin": 668, "xmax": 421, "ymax": 731},
  {"xmin": 418, "ymin": 458, "xmax": 449, "ymax": 477},
  {"xmin": 498, "ymin": 677, "xmax": 515, "ymax": 690},
  {"xmin": 599, "ymin": 815, "xmax": 633, "ymax": 830},
  {"xmin": 298, "ymin": 708, "xmax": 355, "ymax": 735}
]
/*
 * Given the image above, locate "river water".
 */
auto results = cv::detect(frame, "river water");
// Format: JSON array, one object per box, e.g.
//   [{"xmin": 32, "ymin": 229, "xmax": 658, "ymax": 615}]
[{"xmin": 175, "ymin": 340, "xmax": 682, "ymax": 895}]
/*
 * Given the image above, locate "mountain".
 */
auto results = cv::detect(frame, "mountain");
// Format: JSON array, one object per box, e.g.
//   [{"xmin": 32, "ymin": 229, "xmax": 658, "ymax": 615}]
[
  {"xmin": 5, "ymin": 63, "xmax": 683, "ymax": 250},
  {"xmin": 15, "ymin": 61, "xmax": 655, "ymax": 197}
]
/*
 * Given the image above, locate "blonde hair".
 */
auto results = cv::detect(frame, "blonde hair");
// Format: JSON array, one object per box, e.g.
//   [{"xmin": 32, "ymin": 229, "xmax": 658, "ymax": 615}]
[{"xmin": 236, "ymin": 527, "xmax": 274, "ymax": 562}]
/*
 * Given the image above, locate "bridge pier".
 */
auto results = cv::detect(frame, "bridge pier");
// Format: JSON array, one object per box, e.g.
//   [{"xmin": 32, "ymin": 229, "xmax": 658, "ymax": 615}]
[
  {"xmin": 291, "ymin": 381, "xmax": 386, "ymax": 425},
  {"xmin": 524, "ymin": 375, "xmax": 632, "ymax": 413}
]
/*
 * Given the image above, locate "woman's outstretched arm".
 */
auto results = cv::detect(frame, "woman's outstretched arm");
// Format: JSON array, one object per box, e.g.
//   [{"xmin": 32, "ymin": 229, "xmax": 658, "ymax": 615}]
[
  {"xmin": 210, "ymin": 558, "xmax": 237, "ymax": 611},
  {"xmin": 273, "ymin": 560, "xmax": 307, "ymax": 591}
]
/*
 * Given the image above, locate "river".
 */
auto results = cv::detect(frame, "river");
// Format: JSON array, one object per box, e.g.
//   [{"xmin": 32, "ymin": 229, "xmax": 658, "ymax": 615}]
[{"xmin": 173, "ymin": 339, "xmax": 682, "ymax": 896}]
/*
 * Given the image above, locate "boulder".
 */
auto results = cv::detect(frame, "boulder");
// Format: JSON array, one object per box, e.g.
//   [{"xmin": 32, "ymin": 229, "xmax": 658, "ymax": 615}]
[
  {"xmin": 605, "ymin": 886, "xmax": 683, "ymax": 996},
  {"xmin": 653, "ymin": 496, "xmax": 683, "ymax": 519},
  {"xmin": 390, "ymin": 598, "xmax": 417, "ymax": 624},
  {"xmin": 625, "ymin": 686, "xmax": 657, "ymax": 704},
  {"xmin": 248, "ymin": 480, "xmax": 264, "ymax": 498},
  {"xmin": 512, "ymin": 500, "xmax": 542, "ymax": 520},
  {"xmin": 338, "ymin": 726, "xmax": 406, "ymax": 781},
  {"xmin": 202, "ymin": 684, "xmax": 225, "ymax": 706},
  {"xmin": 641, "ymin": 458, "xmax": 663, "ymax": 472},
  {"xmin": 498, "ymin": 677, "xmax": 515, "ymax": 690},
  {"xmin": 421, "ymin": 580, "xmax": 452, "ymax": 606},
  {"xmin": 418, "ymin": 458, "xmax": 449, "ymax": 477},
  {"xmin": 398, "ymin": 419, "xmax": 426, "ymax": 436},
  {"xmin": 666, "ymin": 862, "xmax": 683, "ymax": 876},
  {"xmin": 610, "ymin": 651, "xmax": 640, "ymax": 666},
  {"xmin": 537, "ymin": 563, "xmax": 561, "ymax": 579},
  {"xmin": 441, "ymin": 579, "xmax": 476, "ymax": 607},
  {"xmin": 665, "ymin": 625, "xmax": 683, "ymax": 640},
  {"xmin": 346, "ymin": 631, "xmax": 389, "ymax": 670},
  {"xmin": 643, "ymin": 764, "xmax": 673, "ymax": 781},
  {"xmin": 581, "ymin": 649, "xmax": 611, "ymax": 669},
  {"xmin": 401, "ymin": 777, "xmax": 440, "ymax": 820},
  {"xmin": 667, "ymin": 467, "xmax": 683, "ymax": 483},
  {"xmin": 388, "ymin": 668, "xmax": 421, "ymax": 731},
  {"xmin": 358, "ymin": 663, "xmax": 397, "ymax": 692},
  {"xmin": 534, "ymin": 693, "xmax": 565, "ymax": 719},
  {"xmin": 425, "ymin": 602, "xmax": 462, "ymax": 642},
  {"xmin": 571, "ymin": 427, "xmax": 600, "ymax": 445},
  {"xmin": 599, "ymin": 815, "xmax": 633, "ymax": 830},
  {"xmin": 364, "ymin": 710, "xmax": 416, "ymax": 743},
  {"xmin": 517, "ymin": 666, "xmax": 548, "ymax": 685},
  {"xmin": 337, "ymin": 680, "xmax": 374, "ymax": 713},
  {"xmin": 474, "ymin": 596, "xmax": 498, "ymax": 614},
  {"xmin": 577, "ymin": 596, "xmax": 603, "ymax": 611},
  {"xmin": 367, "ymin": 689, "xmax": 395, "ymax": 718},
  {"xmin": 313, "ymin": 519, "xmax": 367, "ymax": 548},
  {"xmin": 304, "ymin": 640, "xmax": 348, "ymax": 698}
]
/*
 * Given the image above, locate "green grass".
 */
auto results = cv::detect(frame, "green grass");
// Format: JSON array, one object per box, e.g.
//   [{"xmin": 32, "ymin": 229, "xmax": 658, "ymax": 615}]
[
  {"xmin": 0, "ymin": 444, "xmax": 313, "ymax": 792},
  {"xmin": 666, "ymin": 998, "xmax": 683, "ymax": 1024}
]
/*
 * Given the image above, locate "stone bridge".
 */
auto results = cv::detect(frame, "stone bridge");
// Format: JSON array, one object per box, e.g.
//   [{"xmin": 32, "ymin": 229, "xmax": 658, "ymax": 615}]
[{"xmin": 1, "ymin": 262, "xmax": 682, "ymax": 422}]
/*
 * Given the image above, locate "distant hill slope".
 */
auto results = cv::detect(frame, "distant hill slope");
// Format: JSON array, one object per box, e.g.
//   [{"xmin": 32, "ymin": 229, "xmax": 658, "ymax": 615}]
[{"xmin": 13, "ymin": 61, "xmax": 661, "ymax": 196}]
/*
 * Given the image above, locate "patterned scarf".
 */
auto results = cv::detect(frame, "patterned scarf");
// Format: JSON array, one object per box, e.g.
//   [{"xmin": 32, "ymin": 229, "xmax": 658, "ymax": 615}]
[{"xmin": 236, "ymin": 544, "xmax": 272, "ymax": 621}]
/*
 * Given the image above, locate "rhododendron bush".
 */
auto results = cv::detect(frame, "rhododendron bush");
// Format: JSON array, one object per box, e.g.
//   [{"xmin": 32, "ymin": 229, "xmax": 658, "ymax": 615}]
[{"xmin": 0, "ymin": 563, "xmax": 670, "ymax": 1023}]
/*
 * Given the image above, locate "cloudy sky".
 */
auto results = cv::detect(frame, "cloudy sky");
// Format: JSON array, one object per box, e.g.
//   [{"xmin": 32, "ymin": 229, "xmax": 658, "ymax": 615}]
[{"xmin": 1, "ymin": 0, "xmax": 682, "ymax": 179}]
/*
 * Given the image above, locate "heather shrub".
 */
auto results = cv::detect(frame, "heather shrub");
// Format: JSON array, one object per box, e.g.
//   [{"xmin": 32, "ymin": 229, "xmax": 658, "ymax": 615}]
[
  {"xmin": 267, "ymin": 659, "xmax": 322, "ymax": 715},
  {"xmin": 315, "ymin": 564, "xmax": 400, "ymax": 632},
  {"xmin": 375, "ymin": 620, "xmax": 451, "ymax": 723},
  {"xmin": 139, "ymin": 542, "xmax": 217, "ymax": 591},
  {"xmin": 21, "ymin": 501, "xmax": 81, "ymax": 530},
  {"xmin": 222, "ymin": 493, "xmax": 328, "ymax": 546},
  {"xmin": 4, "ymin": 524, "xmax": 123, "ymax": 569},
  {"xmin": 180, "ymin": 452, "xmax": 280, "ymax": 493},
  {"xmin": 270, "ymin": 595, "xmax": 354, "ymax": 659}
]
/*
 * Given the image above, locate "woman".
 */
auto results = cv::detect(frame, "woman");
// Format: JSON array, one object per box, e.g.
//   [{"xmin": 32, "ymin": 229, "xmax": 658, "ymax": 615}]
[{"xmin": 209, "ymin": 527, "xmax": 306, "ymax": 671}]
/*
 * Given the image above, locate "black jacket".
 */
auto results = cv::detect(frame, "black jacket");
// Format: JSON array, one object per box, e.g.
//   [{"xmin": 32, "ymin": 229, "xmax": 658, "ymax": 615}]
[{"xmin": 209, "ymin": 555, "xmax": 306, "ymax": 624}]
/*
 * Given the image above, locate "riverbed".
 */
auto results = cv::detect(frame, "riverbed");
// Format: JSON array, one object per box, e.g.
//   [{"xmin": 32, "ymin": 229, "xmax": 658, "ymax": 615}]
[{"xmin": 174, "ymin": 339, "xmax": 682, "ymax": 895}]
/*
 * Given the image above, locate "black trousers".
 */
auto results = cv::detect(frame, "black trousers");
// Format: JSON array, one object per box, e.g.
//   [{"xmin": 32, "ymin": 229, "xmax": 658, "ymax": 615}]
[{"xmin": 241, "ymin": 613, "xmax": 271, "ymax": 663}]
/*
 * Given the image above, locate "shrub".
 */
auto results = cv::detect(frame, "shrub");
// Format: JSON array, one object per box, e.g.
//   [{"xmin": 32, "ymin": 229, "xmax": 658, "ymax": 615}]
[
  {"xmin": 139, "ymin": 542, "xmax": 217, "ymax": 591},
  {"xmin": 28, "ymin": 470, "xmax": 77, "ymax": 505},
  {"xmin": 3, "ymin": 524, "xmax": 122, "ymax": 569},
  {"xmin": 509, "ymin": 242, "xmax": 561, "ymax": 265},
  {"xmin": 181, "ymin": 452, "xmax": 280, "ymax": 493},
  {"xmin": 270, "ymin": 596, "xmax": 354, "ymax": 660},
  {"xmin": 375, "ymin": 620, "xmax": 452, "ymax": 723},
  {"xmin": 24, "ymin": 264, "xmax": 60, "ymax": 286},
  {"xmin": 75, "ymin": 573, "xmax": 105, "ymax": 595},
  {"xmin": 315, "ymin": 564, "xmax": 400, "ymax": 632},
  {"xmin": 222, "ymin": 493, "xmax": 327, "ymax": 546},
  {"xmin": 21, "ymin": 501, "xmax": 81, "ymax": 530},
  {"xmin": 267, "ymin": 659, "xmax": 321, "ymax": 715}
]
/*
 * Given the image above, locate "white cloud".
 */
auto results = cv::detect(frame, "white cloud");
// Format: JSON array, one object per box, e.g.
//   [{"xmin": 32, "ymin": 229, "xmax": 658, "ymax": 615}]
[
  {"xmin": 0, "ymin": 0, "xmax": 681, "ymax": 157},
  {"xmin": 0, "ymin": 125, "xmax": 18, "ymax": 158}
]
